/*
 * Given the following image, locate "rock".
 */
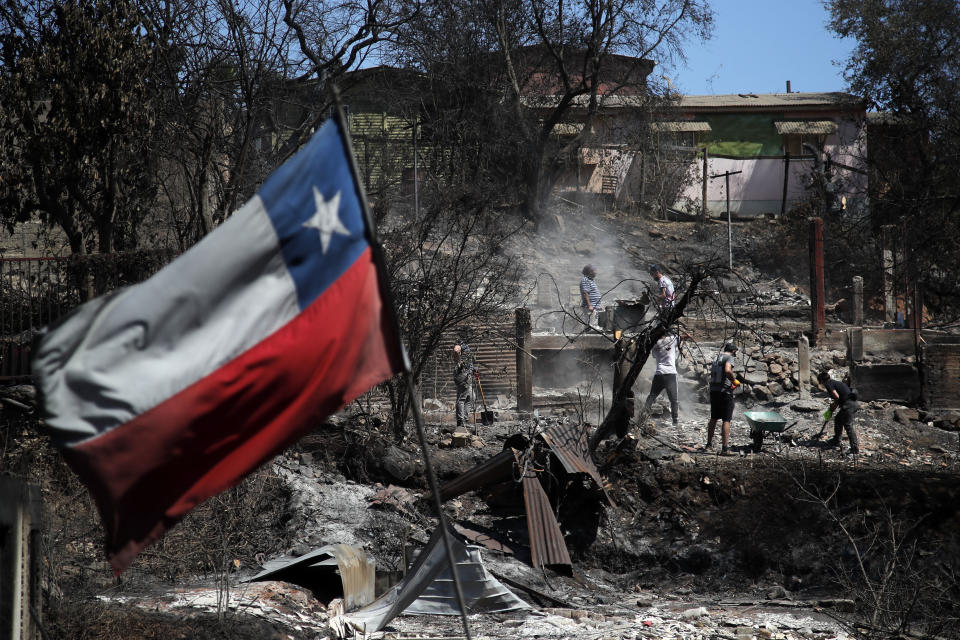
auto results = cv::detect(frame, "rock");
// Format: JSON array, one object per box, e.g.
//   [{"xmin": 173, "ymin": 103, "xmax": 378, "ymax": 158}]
[
  {"xmin": 767, "ymin": 382, "xmax": 783, "ymax": 397},
  {"xmin": 930, "ymin": 411, "xmax": 960, "ymax": 432},
  {"xmin": 768, "ymin": 363, "xmax": 783, "ymax": 375},
  {"xmin": 575, "ymin": 239, "xmax": 596, "ymax": 255},
  {"xmin": 744, "ymin": 370, "xmax": 768, "ymax": 385},
  {"xmin": 753, "ymin": 385, "xmax": 769, "ymax": 400},
  {"xmin": 451, "ymin": 431, "xmax": 472, "ymax": 447},
  {"xmin": 470, "ymin": 435, "xmax": 485, "ymax": 448},
  {"xmin": 791, "ymin": 398, "xmax": 823, "ymax": 412},
  {"xmin": 781, "ymin": 379, "xmax": 794, "ymax": 392},
  {"xmin": 894, "ymin": 407, "xmax": 920, "ymax": 424},
  {"xmin": 817, "ymin": 598, "xmax": 856, "ymax": 612},
  {"xmin": 423, "ymin": 398, "xmax": 446, "ymax": 411},
  {"xmin": 299, "ymin": 452, "xmax": 313, "ymax": 466},
  {"xmin": 678, "ymin": 453, "xmax": 694, "ymax": 464},
  {"xmin": 679, "ymin": 606, "xmax": 708, "ymax": 620},
  {"xmin": 382, "ymin": 445, "xmax": 418, "ymax": 481},
  {"xmin": 766, "ymin": 585, "xmax": 790, "ymax": 600},
  {"xmin": 934, "ymin": 417, "xmax": 960, "ymax": 432}
]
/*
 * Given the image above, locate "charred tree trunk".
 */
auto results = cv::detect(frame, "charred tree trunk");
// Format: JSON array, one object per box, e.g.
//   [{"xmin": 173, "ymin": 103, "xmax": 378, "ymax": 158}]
[{"xmin": 589, "ymin": 272, "xmax": 706, "ymax": 452}]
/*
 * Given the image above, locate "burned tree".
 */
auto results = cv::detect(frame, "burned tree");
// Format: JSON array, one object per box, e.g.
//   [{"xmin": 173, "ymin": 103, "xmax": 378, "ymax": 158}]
[
  {"xmin": 588, "ymin": 264, "xmax": 709, "ymax": 451},
  {"xmin": 389, "ymin": 0, "xmax": 713, "ymax": 227}
]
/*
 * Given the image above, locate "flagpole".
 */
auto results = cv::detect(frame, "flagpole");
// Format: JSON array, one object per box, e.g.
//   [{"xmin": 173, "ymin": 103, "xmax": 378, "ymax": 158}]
[{"xmin": 330, "ymin": 85, "xmax": 473, "ymax": 640}]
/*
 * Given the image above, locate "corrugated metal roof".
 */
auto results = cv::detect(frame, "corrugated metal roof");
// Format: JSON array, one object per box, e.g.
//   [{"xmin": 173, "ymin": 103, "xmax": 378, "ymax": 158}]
[
  {"xmin": 541, "ymin": 422, "xmax": 616, "ymax": 507},
  {"xmin": 244, "ymin": 543, "xmax": 376, "ymax": 611},
  {"xmin": 553, "ymin": 122, "xmax": 585, "ymax": 136},
  {"xmin": 649, "ymin": 121, "xmax": 711, "ymax": 133},
  {"xmin": 338, "ymin": 526, "xmax": 527, "ymax": 635},
  {"xmin": 678, "ymin": 91, "xmax": 863, "ymax": 110},
  {"xmin": 521, "ymin": 461, "xmax": 572, "ymax": 569},
  {"xmin": 773, "ymin": 120, "xmax": 838, "ymax": 135}
]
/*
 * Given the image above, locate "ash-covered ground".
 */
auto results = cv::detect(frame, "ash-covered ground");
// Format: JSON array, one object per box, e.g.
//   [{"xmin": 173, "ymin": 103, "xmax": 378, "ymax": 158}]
[{"xmin": 77, "ymin": 212, "xmax": 960, "ymax": 639}]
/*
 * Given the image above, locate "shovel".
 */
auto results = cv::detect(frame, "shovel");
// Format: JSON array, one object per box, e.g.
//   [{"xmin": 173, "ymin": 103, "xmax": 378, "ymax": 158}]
[{"xmin": 475, "ymin": 374, "xmax": 495, "ymax": 426}]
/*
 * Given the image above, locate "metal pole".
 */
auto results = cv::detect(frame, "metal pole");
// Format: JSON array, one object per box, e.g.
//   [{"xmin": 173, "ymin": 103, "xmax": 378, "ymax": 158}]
[
  {"xmin": 413, "ymin": 120, "xmax": 419, "ymax": 218},
  {"xmin": 726, "ymin": 172, "xmax": 732, "ymax": 269},
  {"xmin": 809, "ymin": 217, "xmax": 825, "ymax": 344},
  {"xmin": 701, "ymin": 147, "xmax": 708, "ymax": 223},
  {"xmin": 331, "ymin": 85, "xmax": 472, "ymax": 640}
]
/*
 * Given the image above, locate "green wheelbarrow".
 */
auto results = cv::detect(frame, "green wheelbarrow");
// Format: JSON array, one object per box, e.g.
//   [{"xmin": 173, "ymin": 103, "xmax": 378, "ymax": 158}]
[{"xmin": 744, "ymin": 411, "xmax": 798, "ymax": 453}]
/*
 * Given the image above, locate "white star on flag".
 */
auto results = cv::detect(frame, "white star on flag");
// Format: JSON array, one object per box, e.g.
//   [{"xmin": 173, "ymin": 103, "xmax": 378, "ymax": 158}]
[{"xmin": 303, "ymin": 187, "xmax": 349, "ymax": 253}]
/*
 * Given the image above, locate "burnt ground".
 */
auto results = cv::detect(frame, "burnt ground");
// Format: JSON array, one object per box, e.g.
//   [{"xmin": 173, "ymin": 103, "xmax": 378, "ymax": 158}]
[{"xmin": 10, "ymin": 213, "xmax": 960, "ymax": 639}]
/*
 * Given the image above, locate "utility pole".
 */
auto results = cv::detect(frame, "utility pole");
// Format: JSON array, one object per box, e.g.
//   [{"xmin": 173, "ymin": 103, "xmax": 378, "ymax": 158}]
[
  {"xmin": 709, "ymin": 170, "xmax": 743, "ymax": 269},
  {"xmin": 809, "ymin": 217, "xmax": 825, "ymax": 344},
  {"xmin": 700, "ymin": 147, "xmax": 709, "ymax": 224}
]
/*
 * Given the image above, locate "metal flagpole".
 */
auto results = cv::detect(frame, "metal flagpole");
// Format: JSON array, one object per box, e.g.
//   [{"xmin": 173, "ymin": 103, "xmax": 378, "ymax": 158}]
[{"xmin": 330, "ymin": 85, "xmax": 473, "ymax": 640}]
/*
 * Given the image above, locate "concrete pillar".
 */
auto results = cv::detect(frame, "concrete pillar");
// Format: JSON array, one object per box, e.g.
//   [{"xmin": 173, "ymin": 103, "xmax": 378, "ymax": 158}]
[
  {"xmin": 797, "ymin": 335, "xmax": 810, "ymax": 399},
  {"xmin": 852, "ymin": 276, "xmax": 864, "ymax": 326},
  {"xmin": 848, "ymin": 326, "xmax": 864, "ymax": 363},
  {"xmin": 1, "ymin": 478, "xmax": 43, "ymax": 640},
  {"xmin": 881, "ymin": 224, "xmax": 896, "ymax": 324},
  {"xmin": 808, "ymin": 217, "xmax": 825, "ymax": 343},
  {"xmin": 515, "ymin": 308, "xmax": 533, "ymax": 413}
]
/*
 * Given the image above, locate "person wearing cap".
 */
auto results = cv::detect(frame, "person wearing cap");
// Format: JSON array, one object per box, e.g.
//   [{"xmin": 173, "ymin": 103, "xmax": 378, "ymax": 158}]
[
  {"xmin": 707, "ymin": 342, "xmax": 740, "ymax": 455},
  {"xmin": 452, "ymin": 344, "xmax": 474, "ymax": 427},
  {"xmin": 580, "ymin": 264, "xmax": 602, "ymax": 328},
  {"xmin": 649, "ymin": 264, "xmax": 675, "ymax": 310}
]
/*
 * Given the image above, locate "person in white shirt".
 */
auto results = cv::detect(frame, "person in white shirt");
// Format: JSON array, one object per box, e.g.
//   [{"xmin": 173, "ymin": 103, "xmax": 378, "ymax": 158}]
[
  {"xmin": 643, "ymin": 332, "xmax": 681, "ymax": 425},
  {"xmin": 648, "ymin": 264, "xmax": 675, "ymax": 310}
]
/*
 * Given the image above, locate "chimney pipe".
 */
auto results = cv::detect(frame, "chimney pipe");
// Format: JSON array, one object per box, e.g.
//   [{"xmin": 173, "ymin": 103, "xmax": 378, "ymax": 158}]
[{"xmin": 786, "ymin": 80, "xmax": 791, "ymax": 93}]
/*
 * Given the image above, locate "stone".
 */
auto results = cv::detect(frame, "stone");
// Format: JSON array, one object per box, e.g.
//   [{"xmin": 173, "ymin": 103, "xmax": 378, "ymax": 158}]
[
  {"xmin": 766, "ymin": 585, "xmax": 790, "ymax": 600},
  {"xmin": 894, "ymin": 407, "xmax": 920, "ymax": 424},
  {"xmin": 451, "ymin": 431, "xmax": 472, "ymax": 447},
  {"xmin": 768, "ymin": 363, "xmax": 783, "ymax": 375},
  {"xmin": 933, "ymin": 413, "xmax": 960, "ymax": 432},
  {"xmin": 791, "ymin": 398, "xmax": 823, "ymax": 412},
  {"xmin": 753, "ymin": 385, "xmax": 770, "ymax": 400},
  {"xmin": 575, "ymin": 239, "xmax": 596, "ymax": 255},
  {"xmin": 767, "ymin": 382, "xmax": 783, "ymax": 397},
  {"xmin": 744, "ymin": 370, "xmax": 768, "ymax": 386},
  {"xmin": 423, "ymin": 398, "xmax": 445, "ymax": 411},
  {"xmin": 781, "ymin": 379, "xmax": 794, "ymax": 392},
  {"xmin": 679, "ymin": 606, "xmax": 708, "ymax": 620},
  {"xmin": 382, "ymin": 445, "xmax": 418, "ymax": 481}
]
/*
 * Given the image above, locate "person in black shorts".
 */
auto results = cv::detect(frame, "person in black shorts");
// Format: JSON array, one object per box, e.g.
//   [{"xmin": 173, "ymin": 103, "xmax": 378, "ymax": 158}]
[
  {"xmin": 707, "ymin": 342, "xmax": 740, "ymax": 455},
  {"xmin": 818, "ymin": 371, "xmax": 860, "ymax": 455}
]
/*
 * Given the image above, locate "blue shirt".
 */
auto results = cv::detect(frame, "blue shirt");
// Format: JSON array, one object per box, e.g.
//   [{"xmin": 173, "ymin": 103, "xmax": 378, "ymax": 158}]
[{"xmin": 580, "ymin": 276, "xmax": 601, "ymax": 309}]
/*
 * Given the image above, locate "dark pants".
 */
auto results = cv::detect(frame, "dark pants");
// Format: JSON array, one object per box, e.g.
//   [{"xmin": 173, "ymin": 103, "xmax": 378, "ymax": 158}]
[
  {"xmin": 833, "ymin": 401, "xmax": 860, "ymax": 452},
  {"xmin": 455, "ymin": 385, "xmax": 472, "ymax": 426},
  {"xmin": 645, "ymin": 373, "xmax": 679, "ymax": 423}
]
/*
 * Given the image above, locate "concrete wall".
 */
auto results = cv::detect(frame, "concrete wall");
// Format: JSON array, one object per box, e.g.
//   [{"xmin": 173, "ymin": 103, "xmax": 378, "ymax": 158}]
[
  {"xmin": 921, "ymin": 343, "xmax": 960, "ymax": 410},
  {"xmin": 850, "ymin": 362, "xmax": 921, "ymax": 403}
]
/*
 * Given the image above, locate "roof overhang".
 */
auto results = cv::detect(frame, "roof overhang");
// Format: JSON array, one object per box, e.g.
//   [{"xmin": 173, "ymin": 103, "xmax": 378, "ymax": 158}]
[
  {"xmin": 650, "ymin": 121, "xmax": 712, "ymax": 133},
  {"xmin": 774, "ymin": 120, "xmax": 838, "ymax": 135}
]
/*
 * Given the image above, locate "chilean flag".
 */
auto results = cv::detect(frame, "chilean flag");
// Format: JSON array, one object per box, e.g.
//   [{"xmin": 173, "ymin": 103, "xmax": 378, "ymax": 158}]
[{"xmin": 32, "ymin": 117, "xmax": 405, "ymax": 573}]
